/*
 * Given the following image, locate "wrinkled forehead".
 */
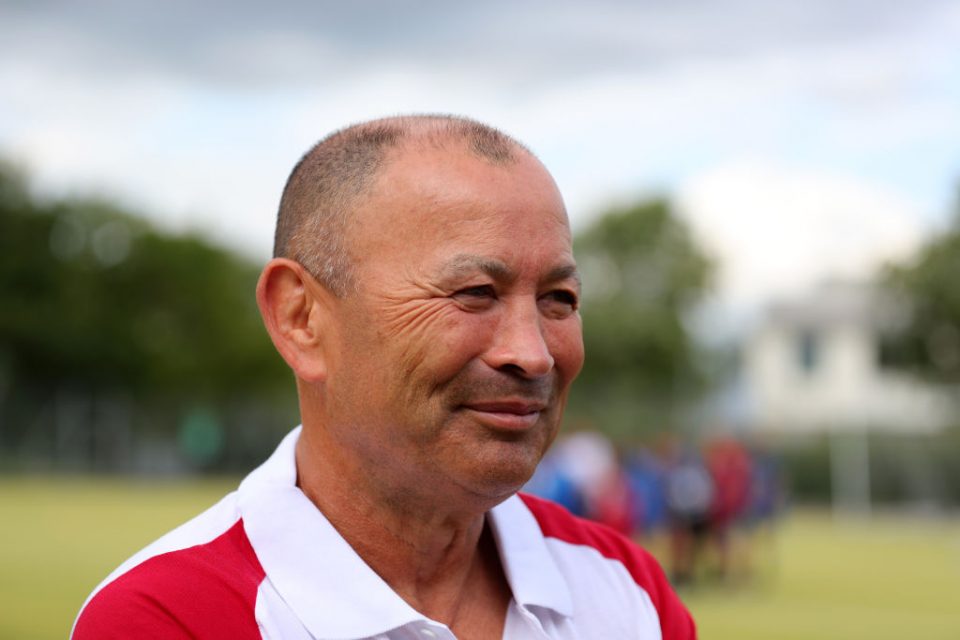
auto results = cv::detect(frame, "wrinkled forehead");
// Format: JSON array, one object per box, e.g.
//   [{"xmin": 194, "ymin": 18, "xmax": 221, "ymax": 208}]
[{"xmin": 345, "ymin": 143, "xmax": 572, "ymax": 278}]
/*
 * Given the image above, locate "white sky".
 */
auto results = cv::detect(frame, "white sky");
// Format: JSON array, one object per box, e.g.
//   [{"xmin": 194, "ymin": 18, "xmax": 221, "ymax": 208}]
[{"xmin": 2, "ymin": 0, "xmax": 959, "ymax": 330}]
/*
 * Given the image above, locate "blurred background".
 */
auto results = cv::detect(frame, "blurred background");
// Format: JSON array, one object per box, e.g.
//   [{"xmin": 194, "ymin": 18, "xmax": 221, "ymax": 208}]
[{"xmin": 1, "ymin": 1, "xmax": 959, "ymax": 638}]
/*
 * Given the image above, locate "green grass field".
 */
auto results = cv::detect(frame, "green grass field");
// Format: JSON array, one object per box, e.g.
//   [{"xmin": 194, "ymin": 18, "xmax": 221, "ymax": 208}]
[{"xmin": 1, "ymin": 477, "xmax": 958, "ymax": 639}]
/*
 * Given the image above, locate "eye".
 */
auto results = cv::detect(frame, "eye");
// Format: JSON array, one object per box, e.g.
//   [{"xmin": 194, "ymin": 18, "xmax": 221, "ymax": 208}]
[
  {"xmin": 539, "ymin": 289, "xmax": 579, "ymax": 318},
  {"xmin": 457, "ymin": 285, "xmax": 495, "ymax": 298},
  {"xmin": 452, "ymin": 284, "xmax": 497, "ymax": 310}
]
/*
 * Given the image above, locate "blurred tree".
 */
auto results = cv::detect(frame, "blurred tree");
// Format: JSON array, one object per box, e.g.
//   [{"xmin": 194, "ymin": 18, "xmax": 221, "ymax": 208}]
[
  {"xmin": 0, "ymin": 163, "xmax": 289, "ymax": 398},
  {"xmin": 0, "ymin": 160, "xmax": 293, "ymax": 462},
  {"xmin": 569, "ymin": 198, "xmax": 714, "ymax": 438},
  {"xmin": 882, "ymin": 190, "xmax": 960, "ymax": 384}
]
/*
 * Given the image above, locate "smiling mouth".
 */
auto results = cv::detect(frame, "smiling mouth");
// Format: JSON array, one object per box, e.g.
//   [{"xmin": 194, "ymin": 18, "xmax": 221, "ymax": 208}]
[{"xmin": 460, "ymin": 400, "xmax": 547, "ymax": 431}]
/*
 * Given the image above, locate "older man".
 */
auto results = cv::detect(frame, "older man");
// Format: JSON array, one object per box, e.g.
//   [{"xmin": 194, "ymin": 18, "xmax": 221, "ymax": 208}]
[{"xmin": 73, "ymin": 116, "xmax": 696, "ymax": 639}]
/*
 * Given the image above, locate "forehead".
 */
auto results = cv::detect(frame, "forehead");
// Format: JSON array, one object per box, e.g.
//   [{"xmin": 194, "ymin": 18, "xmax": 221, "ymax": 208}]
[{"xmin": 351, "ymin": 144, "xmax": 573, "ymax": 270}]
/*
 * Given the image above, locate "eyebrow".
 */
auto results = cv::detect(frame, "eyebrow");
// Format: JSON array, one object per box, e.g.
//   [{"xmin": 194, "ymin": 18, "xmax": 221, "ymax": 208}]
[
  {"xmin": 546, "ymin": 264, "xmax": 582, "ymax": 290},
  {"xmin": 442, "ymin": 254, "xmax": 513, "ymax": 281},
  {"xmin": 440, "ymin": 253, "xmax": 581, "ymax": 289}
]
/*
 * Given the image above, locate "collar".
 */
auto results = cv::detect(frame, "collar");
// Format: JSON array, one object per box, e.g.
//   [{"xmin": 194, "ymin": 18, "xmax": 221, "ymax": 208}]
[
  {"xmin": 488, "ymin": 493, "xmax": 574, "ymax": 618},
  {"xmin": 237, "ymin": 426, "xmax": 573, "ymax": 639}
]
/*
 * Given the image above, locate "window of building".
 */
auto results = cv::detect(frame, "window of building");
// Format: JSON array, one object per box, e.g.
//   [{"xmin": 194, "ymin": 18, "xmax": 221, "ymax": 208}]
[{"xmin": 797, "ymin": 329, "xmax": 819, "ymax": 374}]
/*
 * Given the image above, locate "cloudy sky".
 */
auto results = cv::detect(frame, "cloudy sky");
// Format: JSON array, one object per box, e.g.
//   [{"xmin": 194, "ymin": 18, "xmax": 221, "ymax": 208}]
[{"xmin": 2, "ymin": 0, "xmax": 959, "ymax": 327}]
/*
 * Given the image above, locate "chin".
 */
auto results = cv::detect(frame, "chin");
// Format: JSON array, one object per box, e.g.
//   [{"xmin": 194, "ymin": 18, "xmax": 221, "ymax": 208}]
[{"xmin": 461, "ymin": 444, "xmax": 542, "ymax": 503}]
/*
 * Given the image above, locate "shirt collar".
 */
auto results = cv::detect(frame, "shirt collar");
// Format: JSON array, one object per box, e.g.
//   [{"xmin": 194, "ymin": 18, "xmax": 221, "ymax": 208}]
[
  {"xmin": 489, "ymin": 494, "xmax": 574, "ymax": 619},
  {"xmin": 238, "ymin": 426, "xmax": 573, "ymax": 639}
]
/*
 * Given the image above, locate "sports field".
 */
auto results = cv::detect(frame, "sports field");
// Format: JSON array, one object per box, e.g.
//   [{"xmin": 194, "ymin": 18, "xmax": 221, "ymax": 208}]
[{"xmin": 1, "ymin": 477, "xmax": 958, "ymax": 640}]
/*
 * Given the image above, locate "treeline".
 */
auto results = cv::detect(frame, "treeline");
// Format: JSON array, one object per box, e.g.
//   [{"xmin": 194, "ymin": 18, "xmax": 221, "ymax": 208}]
[
  {"xmin": 571, "ymin": 199, "xmax": 715, "ymax": 437},
  {"xmin": 883, "ymin": 191, "xmax": 960, "ymax": 385},
  {"xmin": 0, "ymin": 162, "xmax": 296, "ymax": 471}
]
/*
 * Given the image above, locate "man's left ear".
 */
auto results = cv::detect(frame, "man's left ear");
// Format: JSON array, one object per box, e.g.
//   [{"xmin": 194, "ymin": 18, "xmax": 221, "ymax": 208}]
[{"xmin": 256, "ymin": 258, "xmax": 336, "ymax": 383}]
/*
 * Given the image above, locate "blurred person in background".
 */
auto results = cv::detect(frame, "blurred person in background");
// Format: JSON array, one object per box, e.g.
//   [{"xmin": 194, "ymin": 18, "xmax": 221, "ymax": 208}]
[
  {"xmin": 624, "ymin": 447, "xmax": 669, "ymax": 538},
  {"xmin": 703, "ymin": 436, "xmax": 752, "ymax": 582},
  {"xmin": 72, "ymin": 115, "xmax": 696, "ymax": 639},
  {"xmin": 663, "ymin": 440, "xmax": 714, "ymax": 586}
]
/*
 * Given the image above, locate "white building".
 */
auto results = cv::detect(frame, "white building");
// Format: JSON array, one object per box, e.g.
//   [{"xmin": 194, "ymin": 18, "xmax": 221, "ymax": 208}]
[{"xmin": 743, "ymin": 281, "xmax": 953, "ymax": 435}]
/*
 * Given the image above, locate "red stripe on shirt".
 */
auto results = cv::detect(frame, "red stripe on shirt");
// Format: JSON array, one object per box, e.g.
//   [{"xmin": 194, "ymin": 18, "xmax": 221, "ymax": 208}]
[
  {"xmin": 519, "ymin": 492, "xmax": 697, "ymax": 640},
  {"xmin": 73, "ymin": 519, "xmax": 265, "ymax": 640}
]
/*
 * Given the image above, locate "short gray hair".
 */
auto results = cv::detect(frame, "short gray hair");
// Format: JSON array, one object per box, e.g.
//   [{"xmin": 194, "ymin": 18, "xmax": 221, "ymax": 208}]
[{"xmin": 273, "ymin": 115, "xmax": 530, "ymax": 296}]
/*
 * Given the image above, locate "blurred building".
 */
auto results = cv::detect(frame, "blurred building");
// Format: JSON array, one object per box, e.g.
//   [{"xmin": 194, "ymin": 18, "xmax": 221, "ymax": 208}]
[{"xmin": 743, "ymin": 281, "xmax": 953, "ymax": 435}]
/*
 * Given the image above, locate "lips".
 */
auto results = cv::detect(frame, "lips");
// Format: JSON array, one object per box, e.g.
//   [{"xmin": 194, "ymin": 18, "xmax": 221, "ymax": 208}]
[{"xmin": 460, "ymin": 399, "xmax": 548, "ymax": 430}]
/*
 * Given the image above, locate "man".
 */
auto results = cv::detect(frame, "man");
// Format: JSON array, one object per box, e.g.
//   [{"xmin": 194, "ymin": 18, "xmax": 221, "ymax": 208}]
[{"xmin": 73, "ymin": 115, "xmax": 696, "ymax": 639}]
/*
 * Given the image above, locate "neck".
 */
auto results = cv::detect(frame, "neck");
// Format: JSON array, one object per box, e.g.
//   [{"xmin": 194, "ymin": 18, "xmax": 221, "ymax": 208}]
[{"xmin": 295, "ymin": 425, "xmax": 512, "ymax": 631}]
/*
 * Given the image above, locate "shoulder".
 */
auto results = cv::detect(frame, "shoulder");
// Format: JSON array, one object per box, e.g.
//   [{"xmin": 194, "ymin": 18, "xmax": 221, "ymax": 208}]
[
  {"xmin": 519, "ymin": 493, "xmax": 697, "ymax": 640},
  {"xmin": 519, "ymin": 492, "xmax": 665, "ymax": 582},
  {"xmin": 72, "ymin": 495, "xmax": 266, "ymax": 640}
]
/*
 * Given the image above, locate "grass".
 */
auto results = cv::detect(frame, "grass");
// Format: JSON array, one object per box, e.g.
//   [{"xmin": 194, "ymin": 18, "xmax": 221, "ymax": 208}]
[
  {"xmin": 1, "ymin": 477, "xmax": 959, "ymax": 639},
  {"xmin": 0, "ymin": 476, "xmax": 237, "ymax": 640},
  {"xmin": 681, "ymin": 511, "xmax": 960, "ymax": 639}
]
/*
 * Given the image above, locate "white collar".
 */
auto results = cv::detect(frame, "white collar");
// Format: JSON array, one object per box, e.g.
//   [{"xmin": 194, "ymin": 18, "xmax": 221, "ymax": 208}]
[{"xmin": 238, "ymin": 427, "xmax": 573, "ymax": 639}]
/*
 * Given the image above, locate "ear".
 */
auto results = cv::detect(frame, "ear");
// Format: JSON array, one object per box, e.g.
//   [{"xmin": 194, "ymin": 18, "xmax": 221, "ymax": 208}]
[{"xmin": 256, "ymin": 258, "xmax": 336, "ymax": 383}]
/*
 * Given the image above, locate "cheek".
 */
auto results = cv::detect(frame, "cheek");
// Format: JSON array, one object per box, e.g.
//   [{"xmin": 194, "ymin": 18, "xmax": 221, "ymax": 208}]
[
  {"xmin": 387, "ymin": 304, "xmax": 491, "ymax": 384},
  {"xmin": 547, "ymin": 319, "xmax": 585, "ymax": 382},
  {"xmin": 422, "ymin": 315, "xmax": 492, "ymax": 380}
]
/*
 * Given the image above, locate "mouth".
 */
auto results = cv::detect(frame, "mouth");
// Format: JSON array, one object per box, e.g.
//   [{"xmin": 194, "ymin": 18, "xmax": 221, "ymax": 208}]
[{"xmin": 460, "ymin": 400, "xmax": 548, "ymax": 431}]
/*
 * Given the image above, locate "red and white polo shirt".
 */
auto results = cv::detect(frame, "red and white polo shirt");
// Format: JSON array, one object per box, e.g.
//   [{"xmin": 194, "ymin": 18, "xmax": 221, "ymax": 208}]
[{"xmin": 73, "ymin": 427, "xmax": 696, "ymax": 639}]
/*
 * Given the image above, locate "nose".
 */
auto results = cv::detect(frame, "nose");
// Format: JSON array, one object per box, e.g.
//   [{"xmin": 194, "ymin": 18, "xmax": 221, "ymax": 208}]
[{"xmin": 484, "ymin": 297, "xmax": 555, "ymax": 378}]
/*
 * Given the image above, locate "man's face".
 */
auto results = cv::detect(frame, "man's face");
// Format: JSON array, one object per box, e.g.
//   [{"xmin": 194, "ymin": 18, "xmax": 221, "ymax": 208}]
[{"xmin": 322, "ymin": 144, "xmax": 584, "ymax": 506}]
